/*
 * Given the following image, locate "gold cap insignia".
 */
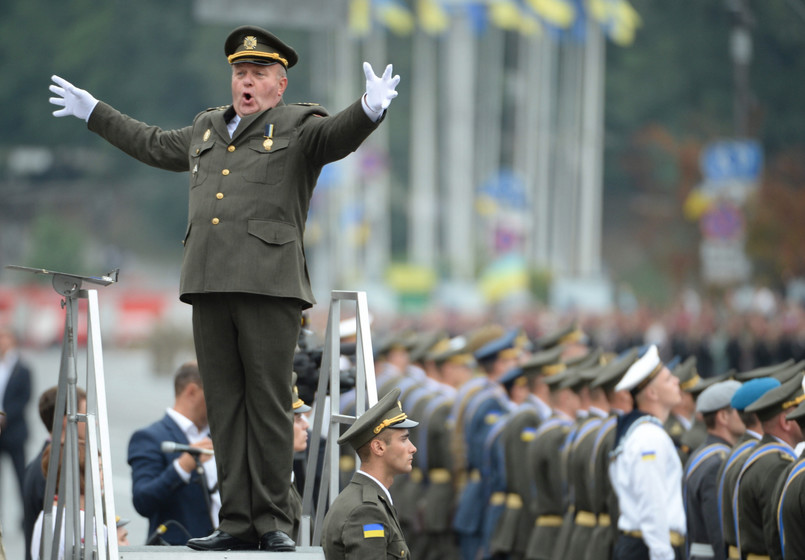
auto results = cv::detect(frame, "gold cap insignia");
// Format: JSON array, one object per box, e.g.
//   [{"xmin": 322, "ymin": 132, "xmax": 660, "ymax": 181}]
[{"xmin": 244, "ymin": 36, "xmax": 257, "ymax": 50}]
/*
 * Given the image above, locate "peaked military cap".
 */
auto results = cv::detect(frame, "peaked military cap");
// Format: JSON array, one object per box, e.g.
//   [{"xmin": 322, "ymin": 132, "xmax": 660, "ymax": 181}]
[
  {"xmin": 474, "ymin": 328, "xmax": 522, "ymax": 364},
  {"xmin": 671, "ymin": 356, "xmax": 701, "ymax": 393},
  {"xmin": 559, "ymin": 366, "xmax": 592, "ymax": 392},
  {"xmin": 464, "ymin": 324, "xmax": 506, "ymax": 353},
  {"xmin": 338, "ymin": 387, "xmax": 418, "ymax": 451},
  {"xmin": 500, "ymin": 366, "xmax": 527, "ymax": 391},
  {"xmin": 745, "ymin": 370, "xmax": 805, "ymax": 422},
  {"xmin": 565, "ymin": 347, "xmax": 604, "ymax": 370},
  {"xmin": 590, "ymin": 347, "xmax": 639, "ymax": 391},
  {"xmin": 786, "ymin": 376, "xmax": 805, "ymax": 421},
  {"xmin": 734, "ymin": 359, "xmax": 794, "ymax": 382},
  {"xmin": 731, "ymin": 377, "xmax": 780, "ymax": 411},
  {"xmin": 536, "ymin": 321, "xmax": 586, "ymax": 350},
  {"xmin": 291, "ymin": 372, "xmax": 311, "ymax": 414},
  {"xmin": 522, "ymin": 346, "xmax": 565, "ymax": 378},
  {"xmin": 409, "ymin": 330, "xmax": 449, "ymax": 364},
  {"xmin": 772, "ymin": 361, "xmax": 805, "ymax": 384},
  {"xmin": 696, "ymin": 380, "xmax": 742, "ymax": 414},
  {"xmin": 429, "ymin": 335, "xmax": 476, "ymax": 367},
  {"xmin": 225, "ymin": 25, "xmax": 298, "ymax": 68},
  {"xmin": 615, "ymin": 344, "xmax": 665, "ymax": 395}
]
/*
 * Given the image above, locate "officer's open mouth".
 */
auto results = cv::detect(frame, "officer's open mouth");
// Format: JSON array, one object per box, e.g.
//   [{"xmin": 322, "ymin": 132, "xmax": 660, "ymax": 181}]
[{"xmin": 243, "ymin": 93, "xmax": 252, "ymax": 101}]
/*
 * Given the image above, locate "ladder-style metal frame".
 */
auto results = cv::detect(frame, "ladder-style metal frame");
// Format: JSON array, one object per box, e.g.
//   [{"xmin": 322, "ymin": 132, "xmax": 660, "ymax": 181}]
[
  {"xmin": 8, "ymin": 266, "xmax": 119, "ymax": 560},
  {"xmin": 300, "ymin": 290, "xmax": 377, "ymax": 547}
]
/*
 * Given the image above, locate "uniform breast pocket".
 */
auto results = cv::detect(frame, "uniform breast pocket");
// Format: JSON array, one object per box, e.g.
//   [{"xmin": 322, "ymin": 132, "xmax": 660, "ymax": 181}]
[
  {"xmin": 190, "ymin": 141, "xmax": 215, "ymax": 187},
  {"xmin": 386, "ymin": 537, "xmax": 410, "ymax": 559},
  {"xmin": 245, "ymin": 136, "xmax": 289, "ymax": 185}
]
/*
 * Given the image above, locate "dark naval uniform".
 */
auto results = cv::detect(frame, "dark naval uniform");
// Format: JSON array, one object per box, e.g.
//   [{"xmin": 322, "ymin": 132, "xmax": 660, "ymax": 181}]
[
  {"xmin": 87, "ymin": 57, "xmax": 381, "ymax": 541},
  {"xmin": 684, "ymin": 435, "xmax": 730, "ymax": 560}
]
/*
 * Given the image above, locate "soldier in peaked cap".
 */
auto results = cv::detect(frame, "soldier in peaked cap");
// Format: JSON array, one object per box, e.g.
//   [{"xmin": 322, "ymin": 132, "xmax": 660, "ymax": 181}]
[
  {"xmin": 716, "ymin": 377, "xmax": 779, "ymax": 560},
  {"xmin": 665, "ymin": 356, "xmax": 702, "ymax": 461},
  {"xmin": 608, "ymin": 345, "xmax": 686, "ymax": 560},
  {"xmin": 50, "ymin": 24, "xmax": 400, "ymax": 553},
  {"xmin": 734, "ymin": 372, "xmax": 804, "ymax": 560},
  {"xmin": 683, "ymin": 380, "xmax": 743, "ymax": 560},
  {"xmin": 772, "ymin": 389, "xmax": 805, "ymax": 560},
  {"xmin": 322, "ymin": 388, "xmax": 418, "ymax": 560},
  {"xmin": 584, "ymin": 348, "xmax": 639, "ymax": 560},
  {"xmin": 537, "ymin": 321, "xmax": 589, "ymax": 360}
]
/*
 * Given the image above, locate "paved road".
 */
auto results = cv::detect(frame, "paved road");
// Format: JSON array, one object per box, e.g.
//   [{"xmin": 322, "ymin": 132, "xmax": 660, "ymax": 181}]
[{"xmin": 2, "ymin": 345, "xmax": 196, "ymax": 559}]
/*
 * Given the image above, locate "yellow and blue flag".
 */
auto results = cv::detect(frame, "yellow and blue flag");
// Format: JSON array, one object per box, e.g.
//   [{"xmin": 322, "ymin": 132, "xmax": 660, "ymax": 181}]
[
  {"xmin": 375, "ymin": 0, "xmax": 416, "ymax": 36},
  {"xmin": 363, "ymin": 523, "xmax": 385, "ymax": 538},
  {"xmin": 417, "ymin": 0, "xmax": 450, "ymax": 35}
]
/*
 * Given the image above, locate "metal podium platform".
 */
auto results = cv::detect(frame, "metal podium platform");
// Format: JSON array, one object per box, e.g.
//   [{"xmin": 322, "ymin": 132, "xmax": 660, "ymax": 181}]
[{"xmin": 7, "ymin": 268, "xmax": 375, "ymax": 559}]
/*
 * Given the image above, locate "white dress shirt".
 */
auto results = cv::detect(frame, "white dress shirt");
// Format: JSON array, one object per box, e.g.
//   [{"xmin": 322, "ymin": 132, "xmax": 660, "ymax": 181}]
[{"xmin": 609, "ymin": 416, "xmax": 686, "ymax": 560}]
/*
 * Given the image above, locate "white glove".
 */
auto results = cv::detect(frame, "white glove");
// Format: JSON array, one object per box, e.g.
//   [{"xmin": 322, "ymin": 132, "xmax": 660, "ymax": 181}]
[
  {"xmin": 49, "ymin": 75, "xmax": 99, "ymax": 122},
  {"xmin": 362, "ymin": 62, "xmax": 400, "ymax": 120}
]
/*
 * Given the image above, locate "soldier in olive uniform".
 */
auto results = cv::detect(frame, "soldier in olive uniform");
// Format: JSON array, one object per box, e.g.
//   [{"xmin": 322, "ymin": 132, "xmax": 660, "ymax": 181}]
[
  {"xmin": 582, "ymin": 349, "xmax": 637, "ymax": 560},
  {"xmin": 322, "ymin": 388, "xmax": 418, "ymax": 560},
  {"xmin": 735, "ymin": 372, "xmax": 804, "ymax": 560},
  {"xmin": 524, "ymin": 367, "xmax": 580, "ymax": 560},
  {"xmin": 50, "ymin": 25, "xmax": 400, "ymax": 552},
  {"xmin": 715, "ymin": 378, "xmax": 776, "ymax": 560},
  {"xmin": 773, "ymin": 395, "xmax": 805, "ymax": 560}
]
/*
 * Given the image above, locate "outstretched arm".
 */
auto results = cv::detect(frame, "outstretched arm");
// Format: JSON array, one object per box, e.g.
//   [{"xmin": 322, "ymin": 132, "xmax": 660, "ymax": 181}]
[{"xmin": 49, "ymin": 75, "xmax": 99, "ymax": 122}]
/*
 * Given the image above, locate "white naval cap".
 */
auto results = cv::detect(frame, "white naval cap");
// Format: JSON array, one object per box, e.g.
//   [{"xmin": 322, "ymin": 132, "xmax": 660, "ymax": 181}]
[
  {"xmin": 696, "ymin": 380, "xmax": 742, "ymax": 414},
  {"xmin": 614, "ymin": 344, "xmax": 664, "ymax": 394}
]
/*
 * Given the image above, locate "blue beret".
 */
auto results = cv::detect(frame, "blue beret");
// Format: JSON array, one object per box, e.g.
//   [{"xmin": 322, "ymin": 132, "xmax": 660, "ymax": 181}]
[
  {"xmin": 731, "ymin": 377, "xmax": 781, "ymax": 411},
  {"xmin": 474, "ymin": 328, "xmax": 520, "ymax": 363}
]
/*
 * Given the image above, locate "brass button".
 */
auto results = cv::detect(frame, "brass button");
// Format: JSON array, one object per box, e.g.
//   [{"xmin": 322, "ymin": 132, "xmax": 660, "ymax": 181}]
[
  {"xmin": 222, "ymin": 169, "xmax": 230, "ymax": 176},
  {"xmin": 227, "ymin": 145, "xmax": 236, "ymax": 152},
  {"xmin": 212, "ymin": 218, "xmax": 220, "ymax": 225},
  {"xmin": 216, "ymin": 192, "xmax": 224, "ymax": 200},
  {"xmin": 195, "ymin": 148, "xmax": 200, "ymax": 154}
]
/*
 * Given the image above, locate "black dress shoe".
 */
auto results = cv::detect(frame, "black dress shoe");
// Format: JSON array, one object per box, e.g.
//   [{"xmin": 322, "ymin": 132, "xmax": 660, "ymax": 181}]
[
  {"xmin": 186, "ymin": 530, "xmax": 256, "ymax": 551},
  {"xmin": 259, "ymin": 530, "xmax": 296, "ymax": 552}
]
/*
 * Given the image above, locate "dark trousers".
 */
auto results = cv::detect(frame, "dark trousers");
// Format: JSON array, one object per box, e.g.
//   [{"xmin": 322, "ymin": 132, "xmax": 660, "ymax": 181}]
[
  {"xmin": 192, "ymin": 292, "xmax": 302, "ymax": 541},
  {"xmin": 612, "ymin": 535, "xmax": 683, "ymax": 560}
]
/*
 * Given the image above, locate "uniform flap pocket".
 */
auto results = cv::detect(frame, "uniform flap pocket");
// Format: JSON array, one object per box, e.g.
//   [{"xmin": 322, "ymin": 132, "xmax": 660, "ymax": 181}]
[
  {"xmin": 386, "ymin": 540, "xmax": 409, "ymax": 559},
  {"xmin": 248, "ymin": 219, "xmax": 296, "ymax": 246},
  {"xmin": 191, "ymin": 141, "xmax": 215, "ymax": 157},
  {"xmin": 249, "ymin": 136, "xmax": 290, "ymax": 154}
]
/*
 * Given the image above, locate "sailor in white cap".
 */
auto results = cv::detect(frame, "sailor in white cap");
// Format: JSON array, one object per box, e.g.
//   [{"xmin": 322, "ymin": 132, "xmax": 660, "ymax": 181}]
[{"xmin": 608, "ymin": 345, "xmax": 685, "ymax": 560}]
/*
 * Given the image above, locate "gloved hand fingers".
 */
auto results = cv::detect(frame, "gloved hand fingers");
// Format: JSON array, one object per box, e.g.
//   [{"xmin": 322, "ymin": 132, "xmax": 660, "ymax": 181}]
[
  {"xmin": 49, "ymin": 84, "xmax": 66, "ymax": 97},
  {"xmin": 363, "ymin": 61, "xmax": 377, "ymax": 82},
  {"xmin": 51, "ymin": 75, "xmax": 73, "ymax": 90},
  {"xmin": 381, "ymin": 64, "xmax": 394, "ymax": 82},
  {"xmin": 49, "ymin": 96, "xmax": 66, "ymax": 107},
  {"xmin": 52, "ymin": 108, "xmax": 70, "ymax": 117}
]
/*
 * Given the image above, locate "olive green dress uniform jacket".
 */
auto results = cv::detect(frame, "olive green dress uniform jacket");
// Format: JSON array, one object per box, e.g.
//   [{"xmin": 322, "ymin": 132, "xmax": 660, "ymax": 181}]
[
  {"xmin": 489, "ymin": 405, "xmax": 541, "ymax": 560},
  {"xmin": 420, "ymin": 396, "xmax": 459, "ymax": 560},
  {"xmin": 773, "ymin": 454, "xmax": 805, "ymax": 560},
  {"xmin": 87, "ymin": 98, "xmax": 380, "ymax": 307},
  {"xmin": 716, "ymin": 432, "xmax": 759, "ymax": 559},
  {"xmin": 564, "ymin": 414, "xmax": 605, "ymax": 560},
  {"xmin": 524, "ymin": 416, "xmax": 573, "ymax": 560},
  {"xmin": 322, "ymin": 472, "xmax": 411, "ymax": 560},
  {"xmin": 735, "ymin": 434, "xmax": 796, "ymax": 560},
  {"xmin": 584, "ymin": 415, "xmax": 620, "ymax": 560}
]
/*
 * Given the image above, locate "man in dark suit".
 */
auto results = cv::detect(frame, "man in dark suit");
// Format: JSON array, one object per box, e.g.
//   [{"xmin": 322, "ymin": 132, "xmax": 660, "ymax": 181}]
[
  {"xmin": 49, "ymin": 24, "xmax": 399, "ymax": 552},
  {"xmin": 0, "ymin": 326, "xmax": 33, "ymax": 504},
  {"xmin": 128, "ymin": 362, "xmax": 217, "ymax": 545},
  {"xmin": 322, "ymin": 388, "xmax": 418, "ymax": 560}
]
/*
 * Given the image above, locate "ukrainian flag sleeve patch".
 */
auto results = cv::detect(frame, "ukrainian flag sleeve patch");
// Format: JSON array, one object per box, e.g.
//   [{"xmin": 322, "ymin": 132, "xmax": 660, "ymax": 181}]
[
  {"xmin": 641, "ymin": 451, "xmax": 656, "ymax": 461},
  {"xmin": 363, "ymin": 523, "xmax": 385, "ymax": 538}
]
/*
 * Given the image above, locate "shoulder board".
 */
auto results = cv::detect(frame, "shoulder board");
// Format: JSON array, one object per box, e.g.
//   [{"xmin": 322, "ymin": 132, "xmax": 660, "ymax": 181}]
[
  {"xmin": 204, "ymin": 105, "xmax": 229, "ymax": 112},
  {"xmin": 293, "ymin": 102, "xmax": 321, "ymax": 106}
]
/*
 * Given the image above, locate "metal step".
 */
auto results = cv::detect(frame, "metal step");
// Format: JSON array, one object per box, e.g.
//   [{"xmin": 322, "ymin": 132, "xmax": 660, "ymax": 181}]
[{"xmin": 119, "ymin": 546, "xmax": 325, "ymax": 560}]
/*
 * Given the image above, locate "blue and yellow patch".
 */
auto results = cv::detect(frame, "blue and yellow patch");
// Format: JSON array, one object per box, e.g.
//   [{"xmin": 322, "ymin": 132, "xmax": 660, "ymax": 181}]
[
  {"xmin": 641, "ymin": 451, "xmax": 656, "ymax": 461},
  {"xmin": 521, "ymin": 427, "xmax": 537, "ymax": 442},
  {"xmin": 363, "ymin": 523, "xmax": 385, "ymax": 538},
  {"xmin": 485, "ymin": 413, "xmax": 501, "ymax": 425}
]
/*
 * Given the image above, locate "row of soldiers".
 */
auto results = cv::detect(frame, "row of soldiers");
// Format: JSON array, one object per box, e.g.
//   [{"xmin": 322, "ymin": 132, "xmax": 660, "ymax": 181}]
[{"xmin": 334, "ymin": 320, "xmax": 805, "ymax": 560}]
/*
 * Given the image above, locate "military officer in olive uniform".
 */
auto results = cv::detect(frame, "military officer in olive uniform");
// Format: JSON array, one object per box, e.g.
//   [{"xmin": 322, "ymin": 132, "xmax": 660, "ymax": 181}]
[
  {"xmin": 734, "ymin": 372, "xmax": 804, "ymax": 560},
  {"xmin": 773, "ymin": 395, "xmax": 805, "ymax": 560},
  {"xmin": 322, "ymin": 388, "xmax": 418, "ymax": 560},
  {"xmin": 49, "ymin": 25, "xmax": 400, "ymax": 552},
  {"xmin": 715, "ymin": 378, "xmax": 776, "ymax": 560}
]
